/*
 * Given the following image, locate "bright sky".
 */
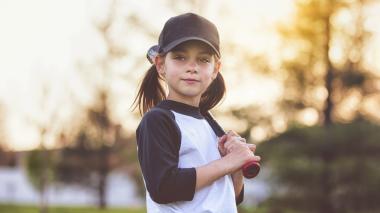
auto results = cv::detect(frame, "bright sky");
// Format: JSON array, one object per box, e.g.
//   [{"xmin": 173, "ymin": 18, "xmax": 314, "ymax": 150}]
[
  {"xmin": 0, "ymin": 0, "xmax": 96, "ymax": 150},
  {"xmin": 0, "ymin": 0, "xmax": 379, "ymax": 151}
]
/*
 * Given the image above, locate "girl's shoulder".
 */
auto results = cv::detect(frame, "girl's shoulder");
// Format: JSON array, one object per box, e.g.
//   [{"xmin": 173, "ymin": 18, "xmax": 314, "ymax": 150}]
[
  {"xmin": 136, "ymin": 105, "xmax": 181, "ymax": 142},
  {"xmin": 142, "ymin": 106, "xmax": 175, "ymax": 121},
  {"xmin": 138, "ymin": 105, "xmax": 177, "ymax": 130}
]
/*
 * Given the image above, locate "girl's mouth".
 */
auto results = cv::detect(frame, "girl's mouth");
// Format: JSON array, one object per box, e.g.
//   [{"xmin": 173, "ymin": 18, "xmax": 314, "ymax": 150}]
[{"xmin": 182, "ymin": 79, "xmax": 200, "ymax": 84}]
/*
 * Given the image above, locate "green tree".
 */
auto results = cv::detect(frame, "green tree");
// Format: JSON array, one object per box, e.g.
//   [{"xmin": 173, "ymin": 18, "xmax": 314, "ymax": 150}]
[
  {"xmin": 55, "ymin": 90, "xmax": 143, "ymax": 209},
  {"xmin": 0, "ymin": 104, "xmax": 6, "ymax": 154},
  {"xmin": 206, "ymin": 0, "xmax": 380, "ymax": 212},
  {"xmin": 250, "ymin": 1, "xmax": 380, "ymax": 212},
  {"xmin": 277, "ymin": 0, "xmax": 378, "ymax": 125},
  {"xmin": 24, "ymin": 84, "xmax": 61, "ymax": 213},
  {"xmin": 258, "ymin": 120, "xmax": 380, "ymax": 213},
  {"xmin": 0, "ymin": 103, "xmax": 16, "ymax": 167},
  {"xmin": 229, "ymin": 0, "xmax": 379, "ymax": 139},
  {"xmin": 24, "ymin": 145, "xmax": 57, "ymax": 213}
]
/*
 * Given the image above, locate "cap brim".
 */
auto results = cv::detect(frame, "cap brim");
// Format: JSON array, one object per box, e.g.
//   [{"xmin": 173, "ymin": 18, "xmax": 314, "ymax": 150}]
[{"xmin": 162, "ymin": 37, "xmax": 220, "ymax": 58}]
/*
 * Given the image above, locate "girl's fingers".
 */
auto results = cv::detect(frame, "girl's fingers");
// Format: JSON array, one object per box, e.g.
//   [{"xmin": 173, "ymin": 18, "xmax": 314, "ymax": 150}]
[
  {"xmin": 226, "ymin": 131, "xmax": 235, "ymax": 139},
  {"xmin": 226, "ymin": 130, "xmax": 239, "ymax": 137},
  {"xmin": 225, "ymin": 132, "xmax": 246, "ymax": 143},
  {"xmin": 253, "ymin": 155, "xmax": 261, "ymax": 162},
  {"xmin": 224, "ymin": 135, "xmax": 258, "ymax": 153},
  {"xmin": 218, "ymin": 135, "xmax": 228, "ymax": 156},
  {"xmin": 247, "ymin": 144, "xmax": 256, "ymax": 152},
  {"xmin": 224, "ymin": 141, "xmax": 233, "ymax": 151},
  {"xmin": 218, "ymin": 134, "xmax": 227, "ymax": 145},
  {"xmin": 218, "ymin": 146, "xmax": 227, "ymax": 156},
  {"xmin": 223, "ymin": 137, "xmax": 236, "ymax": 149},
  {"xmin": 224, "ymin": 140, "xmax": 249, "ymax": 152}
]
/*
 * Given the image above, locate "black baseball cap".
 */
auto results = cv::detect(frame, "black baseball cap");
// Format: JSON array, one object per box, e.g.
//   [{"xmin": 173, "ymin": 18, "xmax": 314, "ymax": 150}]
[{"xmin": 147, "ymin": 13, "xmax": 220, "ymax": 64}]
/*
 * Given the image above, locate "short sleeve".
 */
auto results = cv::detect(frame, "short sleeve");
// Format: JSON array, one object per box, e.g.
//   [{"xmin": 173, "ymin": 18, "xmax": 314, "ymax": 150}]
[{"xmin": 136, "ymin": 108, "xmax": 196, "ymax": 204}]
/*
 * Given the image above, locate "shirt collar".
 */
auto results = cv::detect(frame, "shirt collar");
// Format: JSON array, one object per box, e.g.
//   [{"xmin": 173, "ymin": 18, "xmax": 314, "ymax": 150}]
[{"xmin": 157, "ymin": 100, "xmax": 204, "ymax": 119}]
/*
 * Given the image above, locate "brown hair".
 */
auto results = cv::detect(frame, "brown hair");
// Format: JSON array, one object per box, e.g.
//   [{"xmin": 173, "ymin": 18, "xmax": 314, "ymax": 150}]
[{"xmin": 132, "ymin": 63, "xmax": 226, "ymax": 115}]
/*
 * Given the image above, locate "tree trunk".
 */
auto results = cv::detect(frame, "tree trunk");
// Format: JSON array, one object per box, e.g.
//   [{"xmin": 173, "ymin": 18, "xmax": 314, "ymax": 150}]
[
  {"xmin": 321, "ymin": 6, "xmax": 335, "ymax": 213},
  {"xmin": 98, "ymin": 172, "xmax": 107, "ymax": 209},
  {"xmin": 39, "ymin": 150, "xmax": 48, "ymax": 213},
  {"xmin": 323, "ymin": 10, "xmax": 334, "ymax": 127},
  {"xmin": 97, "ymin": 147, "xmax": 109, "ymax": 209},
  {"xmin": 39, "ymin": 188, "xmax": 48, "ymax": 213}
]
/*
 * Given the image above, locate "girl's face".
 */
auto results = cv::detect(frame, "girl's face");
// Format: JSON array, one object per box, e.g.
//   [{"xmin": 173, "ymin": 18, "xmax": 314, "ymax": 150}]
[{"xmin": 155, "ymin": 41, "xmax": 221, "ymax": 106}]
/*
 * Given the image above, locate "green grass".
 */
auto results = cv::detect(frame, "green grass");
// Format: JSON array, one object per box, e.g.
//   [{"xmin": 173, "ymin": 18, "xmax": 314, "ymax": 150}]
[{"xmin": 0, "ymin": 204, "xmax": 146, "ymax": 213}]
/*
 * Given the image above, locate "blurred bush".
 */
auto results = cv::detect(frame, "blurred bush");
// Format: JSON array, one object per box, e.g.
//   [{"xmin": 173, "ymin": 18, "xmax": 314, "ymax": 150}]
[{"xmin": 257, "ymin": 120, "xmax": 380, "ymax": 213}]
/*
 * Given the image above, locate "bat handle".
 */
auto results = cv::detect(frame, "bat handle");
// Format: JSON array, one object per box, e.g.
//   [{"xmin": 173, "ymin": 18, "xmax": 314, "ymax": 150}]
[{"xmin": 242, "ymin": 160, "xmax": 260, "ymax": 179}]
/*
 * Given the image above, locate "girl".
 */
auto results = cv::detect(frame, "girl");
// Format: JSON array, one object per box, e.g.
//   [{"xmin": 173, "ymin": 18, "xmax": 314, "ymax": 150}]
[{"xmin": 133, "ymin": 13, "xmax": 260, "ymax": 213}]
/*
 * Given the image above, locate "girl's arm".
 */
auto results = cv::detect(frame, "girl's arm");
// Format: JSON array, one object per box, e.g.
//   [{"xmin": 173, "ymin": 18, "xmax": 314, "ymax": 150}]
[
  {"xmin": 217, "ymin": 132, "xmax": 258, "ymax": 200},
  {"xmin": 137, "ymin": 109, "xmax": 197, "ymax": 204},
  {"xmin": 195, "ymin": 155, "xmax": 235, "ymax": 190},
  {"xmin": 195, "ymin": 135, "xmax": 259, "ymax": 191}
]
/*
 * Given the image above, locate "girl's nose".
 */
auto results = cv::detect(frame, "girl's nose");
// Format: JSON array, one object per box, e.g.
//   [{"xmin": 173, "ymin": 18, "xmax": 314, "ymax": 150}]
[{"xmin": 187, "ymin": 60, "xmax": 198, "ymax": 73}]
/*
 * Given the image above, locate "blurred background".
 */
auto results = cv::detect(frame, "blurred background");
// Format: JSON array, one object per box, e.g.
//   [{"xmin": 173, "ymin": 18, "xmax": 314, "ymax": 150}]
[{"xmin": 1, "ymin": 0, "xmax": 380, "ymax": 212}]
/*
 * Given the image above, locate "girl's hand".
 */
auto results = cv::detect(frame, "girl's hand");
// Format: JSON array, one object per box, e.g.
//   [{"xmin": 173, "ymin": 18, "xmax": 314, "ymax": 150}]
[
  {"xmin": 223, "ymin": 131, "xmax": 257, "ymax": 154},
  {"xmin": 218, "ymin": 131, "xmax": 249, "ymax": 156},
  {"xmin": 218, "ymin": 134, "xmax": 228, "ymax": 156},
  {"xmin": 222, "ymin": 131, "xmax": 261, "ymax": 173}
]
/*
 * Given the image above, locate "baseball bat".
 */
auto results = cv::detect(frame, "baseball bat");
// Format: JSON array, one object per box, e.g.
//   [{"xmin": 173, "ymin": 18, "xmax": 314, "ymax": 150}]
[{"xmin": 204, "ymin": 112, "xmax": 260, "ymax": 179}]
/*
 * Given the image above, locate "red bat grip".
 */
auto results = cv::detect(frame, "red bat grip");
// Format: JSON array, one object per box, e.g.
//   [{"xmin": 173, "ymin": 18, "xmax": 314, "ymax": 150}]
[{"xmin": 242, "ymin": 160, "xmax": 260, "ymax": 179}]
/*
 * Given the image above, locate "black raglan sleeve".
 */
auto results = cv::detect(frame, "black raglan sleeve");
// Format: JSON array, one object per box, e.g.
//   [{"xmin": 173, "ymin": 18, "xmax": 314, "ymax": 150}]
[{"xmin": 136, "ymin": 108, "xmax": 196, "ymax": 204}]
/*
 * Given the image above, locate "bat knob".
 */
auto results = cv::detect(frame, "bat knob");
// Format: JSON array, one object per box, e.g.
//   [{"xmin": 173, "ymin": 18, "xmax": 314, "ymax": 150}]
[{"xmin": 242, "ymin": 160, "xmax": 260, "ymax": 178}]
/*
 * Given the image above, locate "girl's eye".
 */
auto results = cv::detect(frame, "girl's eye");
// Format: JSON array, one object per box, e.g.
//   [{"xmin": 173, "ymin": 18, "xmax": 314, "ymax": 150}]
[
  {"xmin": 199, "ymin": 57, "xmax": 211, "ymax": 63},
  {"xmin": 173, "ymin": 55, "xmax": 186, "ymax": 61}
]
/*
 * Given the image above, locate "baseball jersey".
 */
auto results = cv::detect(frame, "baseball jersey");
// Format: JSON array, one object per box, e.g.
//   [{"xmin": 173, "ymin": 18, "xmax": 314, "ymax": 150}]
[{"xmin": 136, "ymin": 100, "xmax": 244, "ymax": 213}]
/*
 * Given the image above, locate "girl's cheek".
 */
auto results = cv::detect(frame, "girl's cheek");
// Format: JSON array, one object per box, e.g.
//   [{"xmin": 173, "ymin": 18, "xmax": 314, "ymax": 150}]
[
  {"xmin": 198, "ymin": 62, "xmax": 213, "ymax": 69},
  {"xmin": 171, "ymin": 60, "xmax": 187, "ymax": 66}
]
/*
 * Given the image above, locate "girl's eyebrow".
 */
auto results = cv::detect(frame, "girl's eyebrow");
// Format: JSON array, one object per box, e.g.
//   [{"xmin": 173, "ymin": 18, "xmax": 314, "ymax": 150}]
[
  {"xmin": 171, "ymin": 49, "xmax": 185, "ymax": 53},
  {"xmin": 171, "ymin": 49, "xmax": 212, "ymax": 55},
  {"xmin": 198, "ymin": 51, "xmax": 212, "ymax": 55}
]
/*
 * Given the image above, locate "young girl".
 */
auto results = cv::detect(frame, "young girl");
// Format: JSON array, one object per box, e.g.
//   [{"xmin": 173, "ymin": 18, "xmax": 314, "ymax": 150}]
[{"xmin": 134, "ymin": 13, "xmax": 260, "ymax": 213}]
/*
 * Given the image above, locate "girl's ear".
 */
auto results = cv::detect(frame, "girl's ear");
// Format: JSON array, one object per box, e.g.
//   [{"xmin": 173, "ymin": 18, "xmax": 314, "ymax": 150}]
[
  {"xmin": 155, "ymin": 55, "xmax": 165, "ymax": 76},
  {"xmin": 212, "ymin": 60, "xmax": 221, "ymax": 80}
]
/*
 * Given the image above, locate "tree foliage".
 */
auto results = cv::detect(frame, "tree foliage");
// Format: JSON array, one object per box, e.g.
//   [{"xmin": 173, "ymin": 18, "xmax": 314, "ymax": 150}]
[
  {"xmin": 277, "ymin": 0, "xmax": 379, "ymax": 125},
  {"xmin": 54, "ymin": 91, "xmax": 142, "ymax": 209},
  {"xmin": 25, "ymin": 149, "xmax": 56, "ymax": 192},
  {"xmin": 225, "ymin": 1, "xmax": 380, "ymax": 212},
  {"xmin": 258, "ymin": 120, "xmax": 380, "ymax": 213}
]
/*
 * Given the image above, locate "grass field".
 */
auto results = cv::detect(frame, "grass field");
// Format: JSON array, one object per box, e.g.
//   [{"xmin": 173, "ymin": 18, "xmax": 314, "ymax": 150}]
[
  {"xmin": 0, "ymin": 204, "xmax": 268, "ymax": 213},
  {"xmin": 0, "ymin": 204, "xmax": 146, "ymax": 213}
]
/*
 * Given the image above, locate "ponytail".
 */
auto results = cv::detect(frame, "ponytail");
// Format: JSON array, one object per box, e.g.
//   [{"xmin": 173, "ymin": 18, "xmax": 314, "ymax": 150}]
[
  {"xmin": 132, "ymin": 65, "xmax": 166, "ymax": 115},
  {"xmin": 200, "ymin": 72, "xmax": 226, "ymax": 114}
]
